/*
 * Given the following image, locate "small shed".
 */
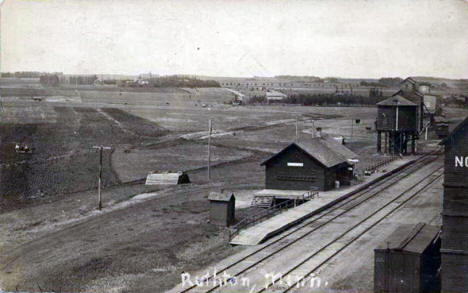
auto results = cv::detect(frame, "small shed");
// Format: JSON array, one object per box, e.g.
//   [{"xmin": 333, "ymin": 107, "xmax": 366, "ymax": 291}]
[
  {"xmin": 145, "ymin": 171, "xmax": 190, "ymax": 185},
  {"xmin": 208, "ymin": 192, "xmax": 235, "ymax": 226},
  {"xmin": 261, "ymin": 137, "xmax": 357, "ymax": 191},
  {"xmin": 374, "ymin": 223, "xmax": 441, "ymax": 293}
]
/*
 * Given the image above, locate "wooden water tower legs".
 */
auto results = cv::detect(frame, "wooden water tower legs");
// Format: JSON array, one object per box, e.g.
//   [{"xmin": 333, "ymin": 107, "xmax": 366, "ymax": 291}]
[
  {"xmin": 377, "ymin": 131, "xmax": 382, "ymax": 153},
  {"xmin": 411, "ymin": 133, "xmax": 416, "ymax": 154},
  {"xmin": 384, "ymin": 132, "xmax": 388, "ymax": 154},
  {"xmin": 378, "ymin": 131, "xmax": 417, "ymax": 155}
]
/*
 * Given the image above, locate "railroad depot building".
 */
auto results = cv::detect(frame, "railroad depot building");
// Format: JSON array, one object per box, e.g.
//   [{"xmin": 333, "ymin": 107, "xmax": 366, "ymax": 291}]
[{"xmin": 260, "ymin": 137, "xmax": 358, "ymax": 191}]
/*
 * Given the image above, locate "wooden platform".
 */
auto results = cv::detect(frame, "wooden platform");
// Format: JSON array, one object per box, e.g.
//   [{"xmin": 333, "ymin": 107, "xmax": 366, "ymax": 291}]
[
  {"xmin": 254, "ymin": 189, "xmax": 316, "ymax": 200},
  {"xmin": 230, "ymin": 157, "xmax": 417, "ymax": 246}
]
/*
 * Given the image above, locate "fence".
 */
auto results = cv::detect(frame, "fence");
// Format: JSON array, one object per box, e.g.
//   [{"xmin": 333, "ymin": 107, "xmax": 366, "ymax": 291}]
[
  {"xmin": 229, "ymin": 191, "xmax": 318, "ymax": 240},
  {"xmin": 360, "ymin": 155, "xmax": 399, "ymax": 176}
]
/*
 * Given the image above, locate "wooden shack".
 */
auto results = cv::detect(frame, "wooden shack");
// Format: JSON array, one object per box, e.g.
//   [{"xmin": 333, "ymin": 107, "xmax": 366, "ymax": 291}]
[
  {"xmin": 208, "ymin": 192, "xmax": 235, "ymax": 226},
  {"xmin": 376, "ymin": 95, "xmax": 418, "ymax": 154},
  {"xmin": 260, "ymin": 137, "xmax": 357, "ymax": 191},
  {"xmin": 439, "ymin": 115, "xmax": 468, "ymax": 293},
  {"xmin": 374, "ymin": 223, "xmax": 441, "ymax": 293}
]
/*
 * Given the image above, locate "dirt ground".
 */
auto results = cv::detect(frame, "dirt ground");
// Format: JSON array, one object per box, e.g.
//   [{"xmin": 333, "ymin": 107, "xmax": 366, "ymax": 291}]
[
  {"xmin": 0, "ymin": 106, "xmax": 168, "ymax": 209},
  {"xmin": 0, "ymin": 157, "xmax": 265, "ymax": 292},
  {"xmin": 1, "ymin": 82, "xmax": 467, "ymax": 292}
]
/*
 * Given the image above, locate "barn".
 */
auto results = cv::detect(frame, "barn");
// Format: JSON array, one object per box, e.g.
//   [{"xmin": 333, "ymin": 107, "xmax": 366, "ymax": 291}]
[{"xmin": 260, "ymin": 137, "xmax": 357, "ymax": 191}]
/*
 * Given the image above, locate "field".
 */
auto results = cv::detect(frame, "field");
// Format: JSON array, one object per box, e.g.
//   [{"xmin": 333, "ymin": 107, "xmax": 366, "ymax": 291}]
[{"xmin": 0, "ymin": 80, "xmax": 467, "ymax": 292}]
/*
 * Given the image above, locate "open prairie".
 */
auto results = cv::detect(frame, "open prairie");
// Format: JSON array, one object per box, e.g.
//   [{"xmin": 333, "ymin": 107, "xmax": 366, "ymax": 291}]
[{"xmin": 1, "ymin": 83, "xmax": 467, "ymax": 292}]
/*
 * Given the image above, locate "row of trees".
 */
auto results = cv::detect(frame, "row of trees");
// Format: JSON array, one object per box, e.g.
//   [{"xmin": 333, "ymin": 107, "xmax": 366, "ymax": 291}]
[
  {"xmin": 120, "ymin": 76, "xmax": 220, "ymax": 88},
  {"xmin": 248, "ymin": 93, "xmax": 387, "ymax": 106},
  {"xmin": 284, "ymin": 93, "xmax": 386, "ymax": 106},
  {"xmin": 2, "ymin": 71, "xmax": 51, "ymax": 78}
]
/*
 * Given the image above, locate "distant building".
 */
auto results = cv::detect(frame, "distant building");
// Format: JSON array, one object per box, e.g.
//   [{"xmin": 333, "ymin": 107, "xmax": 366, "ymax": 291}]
[
  {"xmin": 225, "ymin": 88, "xmax": 246, "ymax": 101},
  {"xmin": 260, "ymin": 137, "xmax": 357, "ymax": 191},
  {"xmin": 266, "ymin": 90, "xmax": 288, "ymax": 102},
  {"xmin": 400, "ymin": 77, "xmax": 436, "ymax": 131},
  {"xmin": 59, "ymin": 74, "xmax": 98, "ymax": 85},
  {"xmin": 39, "ymin": 74, "xmax": 60, "ymax": 87}
]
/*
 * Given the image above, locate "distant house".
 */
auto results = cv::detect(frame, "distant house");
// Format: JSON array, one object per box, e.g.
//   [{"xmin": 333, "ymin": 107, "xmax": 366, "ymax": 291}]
[
  {"xmin": 260, "ymin": 137, "xmax": 358, "ymax": 191},
  {"xmin": 226, "ymin": 88, "xmax": 245, "ymax": 100},
  {"xmin": 266, "ymin": 90, "xmax": 288, "ymax": 102}
]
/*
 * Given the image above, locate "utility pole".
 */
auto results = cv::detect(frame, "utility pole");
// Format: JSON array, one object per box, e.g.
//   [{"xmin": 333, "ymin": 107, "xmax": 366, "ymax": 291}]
[
  {"xmin": 92, "ymin": 145, "xmax": 111, "ymax": 210},
  {"xmin": 207, "ymin": 119, "xmax": 212, "ymax": 181},
  {"xmin": 395, "ymin": 100, "xmax": 399, "ymax": 131},
  {"xmin": 295, "ymin": 117, "xmax": 298, "ymax": 140},
  {"xmin": 312, "ymin": 120, "xmax": 315, "ymax": 138},
  {"xmin": 395, "ymin": 100, "xmax": 400, "ymax": 154},
  {"xmin": 351, "ymin": 119, "xmax": 353, "ymax": 141}
]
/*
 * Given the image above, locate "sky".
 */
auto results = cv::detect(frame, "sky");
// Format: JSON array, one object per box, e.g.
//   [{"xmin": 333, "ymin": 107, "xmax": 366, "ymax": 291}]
[{"xmin": 1, "ymin": 0, "xmax": 468, "ymax": 78}]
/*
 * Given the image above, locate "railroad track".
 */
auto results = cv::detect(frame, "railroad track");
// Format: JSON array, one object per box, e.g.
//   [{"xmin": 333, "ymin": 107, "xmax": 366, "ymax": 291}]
[
  {"xmin": 169, "ymin": 153, "xmax": 442, "ymax": 293},
  {"xmin": 263, "ymin": 167, "xmax": 443, "ymax": 293}
]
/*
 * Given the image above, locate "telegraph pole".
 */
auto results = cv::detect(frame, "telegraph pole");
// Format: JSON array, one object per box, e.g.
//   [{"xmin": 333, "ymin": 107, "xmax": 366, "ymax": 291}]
[
  {"xmin": 207, "ymin": 119, "xmax": 212, "ymax": 181},
  {"xmin": 92, "ymin": 145, "xmax": 111, "ymax": 210},
  {"xmin": 395, "ymin": 100, "xmax": 399, "ymax": 131},
  {"xmin": 295, "ymin": 117, "xmax": 298, "ymax": 140},
  {"xmin": 395, "ymin": 100, "xmax": 400, "ymax": 154}
]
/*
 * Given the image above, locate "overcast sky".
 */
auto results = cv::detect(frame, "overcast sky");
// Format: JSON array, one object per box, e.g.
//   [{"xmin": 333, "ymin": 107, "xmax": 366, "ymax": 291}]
[{"xmin": 1, "ymin": 0, "xmax": 468, "ymax": 78}]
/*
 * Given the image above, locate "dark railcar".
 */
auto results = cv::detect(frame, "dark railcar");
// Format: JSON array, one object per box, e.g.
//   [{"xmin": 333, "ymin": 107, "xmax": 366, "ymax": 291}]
[{"xmin": 374, "ymin": 223, "xmax": 441, "ymax": 293}]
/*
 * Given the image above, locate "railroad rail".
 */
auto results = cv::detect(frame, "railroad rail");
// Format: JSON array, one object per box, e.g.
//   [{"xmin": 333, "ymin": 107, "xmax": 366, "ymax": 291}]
[
  {"xmin": 263, "ymin": 167, "xmax": 443, "ymax": 293},
  {"xmin": 170, "ymin": 152, "xmax": 442, "ymax": 293}
]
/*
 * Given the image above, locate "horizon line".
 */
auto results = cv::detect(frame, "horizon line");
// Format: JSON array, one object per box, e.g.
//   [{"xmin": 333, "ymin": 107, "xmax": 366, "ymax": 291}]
[{"xmin": 2, "ymin": 71, "xmax": 468, "ymax": 81}]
